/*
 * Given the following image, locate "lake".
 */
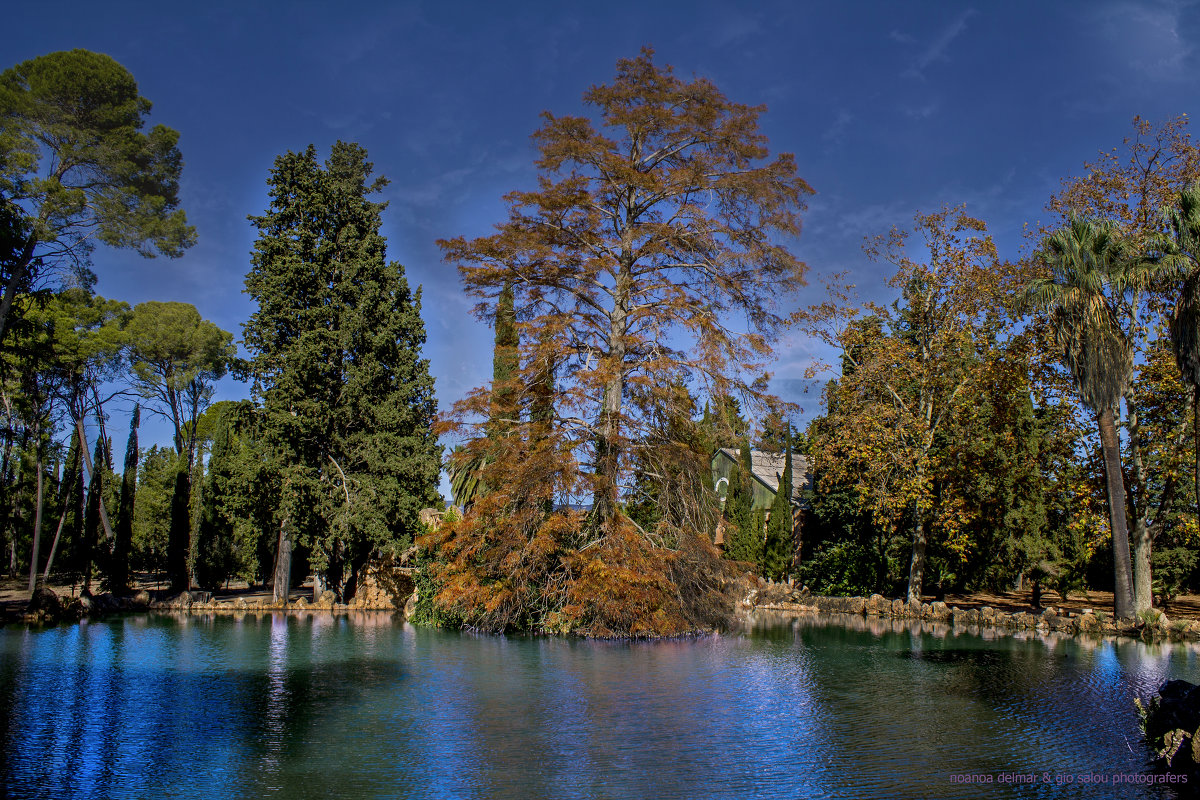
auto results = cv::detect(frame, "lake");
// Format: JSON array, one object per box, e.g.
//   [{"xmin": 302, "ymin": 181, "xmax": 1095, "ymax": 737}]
[{"xmin": 1, "ymin": 610, "xmax": 1197, "ymax": 799}]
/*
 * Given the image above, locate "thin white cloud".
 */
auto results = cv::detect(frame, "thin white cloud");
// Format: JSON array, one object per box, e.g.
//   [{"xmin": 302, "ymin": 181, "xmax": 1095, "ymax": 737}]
[
  {"xmin": 901, "ymin": 9, "xmax": 977, "ymax": 80},
  {"xmin": 822, "ymin": 109, "xmax": 854, "ymax": 149},
  {"xmin": 1096, "ymin": 0, "xmax": 1195, "ymax": 80}
]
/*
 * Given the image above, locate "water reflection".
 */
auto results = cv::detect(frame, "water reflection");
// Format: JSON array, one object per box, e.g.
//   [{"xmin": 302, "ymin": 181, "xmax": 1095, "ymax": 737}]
[{"xmin": 0, "ymin": 611, "xmax": 1196, "ymax": 799}]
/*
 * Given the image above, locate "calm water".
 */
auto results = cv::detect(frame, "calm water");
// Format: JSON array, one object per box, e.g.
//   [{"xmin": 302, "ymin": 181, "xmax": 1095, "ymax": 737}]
[{"xmin": 2, "ymin": 611, "xmax": 1199, "ymax": 799}]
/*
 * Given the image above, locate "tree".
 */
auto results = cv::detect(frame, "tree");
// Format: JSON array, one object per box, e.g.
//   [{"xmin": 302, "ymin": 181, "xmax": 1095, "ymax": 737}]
[
  {"xmin": 1045, "ymin": 116, "xmax": 1200, "ymax": 614},
  {"xmin": 722, "ymin": 439, "xmax": 761, "ymax": 567},
  {"xmin": 244, "ymin": 141, "xmax": 440, "ymax": 603},
  {"xmin": 0, "ymin": 49, "xmax": 195, "ymax": 345},
  {"xmin": 1024, "ymin": 217, "xmax": 1137, "ymax": 619},
  {"xmin": 430, "ymin": 50, "xmax": 808, "ymax": 635},
  {"xmin": 762, "ymin": 427, "xmax": 794, "ymax": 581},
  {"xmin": 439, "ymin": 47, "xmax": 810, "ymax": 526},
  {"xmin": 1148, "ymin": 184, "xmax": 1200, "ymax": 516},
  {"xmin": 109, "ymin": 403, "xmax": 139, "ymax": 593},
  {"xmin": 124, "ymin": 300, "xmax": 233, "ymax": 590},
  {"xmin": 800, "ymin": 207, "xmax": 1007, "ymax": 604}
]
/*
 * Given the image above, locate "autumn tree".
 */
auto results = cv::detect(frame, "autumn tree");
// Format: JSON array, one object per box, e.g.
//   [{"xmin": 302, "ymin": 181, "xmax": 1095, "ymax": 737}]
[
  {"xmin": 431, "ymin": 49, "xmax": 809, "ymax": 635},
  {"xmin": 244, "ymin": 141, "xmax": 440, "ymax": 604},
  {"xmin": 0, "ymin": 49, "xmax": 195, "ymax": 345},
  {"xmin": 800, "ymin": 207, "xmax": 1006, "ymax": 604}
]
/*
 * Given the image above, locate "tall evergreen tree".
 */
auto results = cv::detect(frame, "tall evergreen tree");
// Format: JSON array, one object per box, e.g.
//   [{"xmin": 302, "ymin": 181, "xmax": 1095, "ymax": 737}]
[
  {"xmin": 763, "ymin": 428, "xmax": 794, "ymax": 581},
  {"xmin": 723, "ymin": 440, "xmax": 761, "ymax": 566},
  {"xmin": 109, "ymin": 404, "xmax": 139, "ymax": 593},
  {"xmin": 244, "ymin": 141, "xmax": 441, "ymax": 603}
]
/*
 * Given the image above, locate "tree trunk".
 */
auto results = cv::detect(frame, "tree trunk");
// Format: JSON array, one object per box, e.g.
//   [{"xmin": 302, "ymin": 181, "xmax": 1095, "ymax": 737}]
[
  {"xmin": 1132, "ymin": 529, "xmax": 1153, "ymax": 614},
  {"xmin": 594, "ymin": 279, "xmax": 629, "ymax": 526},
  {"xmin": 272, "ymin": 517, "xmax": 292, "ymax": 605},
  {"xmin": 906, "ymin": 509, "xmax": 927, "ymax": 605},
  {"xmin": 74, "ymin": 419, "xmax": 115, "ymax": 541},
  {"xmin": 42, "ymin": 502, "xmax": 71, "ymax": 582},
  {"xmin": 26, "ymin": 451, "xmax": 44, "ymax": 592},
  {"xmin": 1098, "ymin": 408, "xmax": 1135, "ymax": 619}
]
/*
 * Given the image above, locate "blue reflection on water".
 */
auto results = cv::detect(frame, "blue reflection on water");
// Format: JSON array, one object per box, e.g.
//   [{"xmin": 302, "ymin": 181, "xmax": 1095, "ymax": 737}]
[{"xmin": 1, "ymin": 612, "xmax": 1197, "ymax": 799}]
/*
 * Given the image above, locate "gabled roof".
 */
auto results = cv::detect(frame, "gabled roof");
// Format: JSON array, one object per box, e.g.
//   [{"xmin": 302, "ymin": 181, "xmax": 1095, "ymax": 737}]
[{"xmin": 716, "ymin": 448, "xmax": 810, "ymax": 500}]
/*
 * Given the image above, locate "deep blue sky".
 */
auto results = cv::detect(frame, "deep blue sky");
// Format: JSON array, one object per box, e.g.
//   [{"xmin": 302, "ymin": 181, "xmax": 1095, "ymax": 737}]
[{"xmin": 10, "ymin": 1, "xmax": 1200, "ymax": 496}]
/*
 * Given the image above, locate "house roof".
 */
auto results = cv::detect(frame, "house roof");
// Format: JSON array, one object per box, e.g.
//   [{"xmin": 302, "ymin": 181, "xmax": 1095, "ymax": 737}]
[{"xmin": 716, "ymin": 448, "xmax": 810, "ymax": 500}]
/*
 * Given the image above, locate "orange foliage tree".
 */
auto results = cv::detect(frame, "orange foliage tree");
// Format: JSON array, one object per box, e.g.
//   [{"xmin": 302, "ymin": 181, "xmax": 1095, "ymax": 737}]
[{"xmin": 427, "ymin": 48, "xmax": 812, "ymax": 635}]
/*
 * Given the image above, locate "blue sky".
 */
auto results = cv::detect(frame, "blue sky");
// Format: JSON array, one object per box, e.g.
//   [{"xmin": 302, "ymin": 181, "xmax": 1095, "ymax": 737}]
[{"xmin": 9, "ymin": 0, "xmax": 1200, "ymax": 496}]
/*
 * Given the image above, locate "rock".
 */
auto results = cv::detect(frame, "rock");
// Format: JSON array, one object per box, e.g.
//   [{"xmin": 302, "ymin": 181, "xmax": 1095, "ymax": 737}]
[
  {"xmin": 927, "ymin": 601, "xmax": 951, "ymax": 621},
  {"xmin": 978, "ymin": 606, "xmax": 996, "ymax": 625},
  {"xmin": 233, "ymin": 598, "xmax": 247, "ymax": 610},
  {"xmin": 866, "ymin": 594, "xmax": 888, "ymax": 616},
  {"xmin": 293, "ymin": 597, "xmax": 308, "ymax": 610},
  {"xmin": 891, "ymin": 598, "xmax": 907, "ymax": 617},
  {"xmin": 132, "ymin": 590, "xmax": 151, "ymax": 608},
  {"xmin": 29, "ymin": 587, "xmax": 61, "ymax": 616},
  {"xmin": 403, "ymin": 590, "xmax": 417, "ymax": 618},
  {"xmin": 1139, "ymin": 680, "xmax": 1200, "ymax": 772}
]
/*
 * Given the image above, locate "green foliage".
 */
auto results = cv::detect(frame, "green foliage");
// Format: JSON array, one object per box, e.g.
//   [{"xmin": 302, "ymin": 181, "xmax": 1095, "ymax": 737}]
[
  {"xmin": 194, "ymin": 403, "xmax": 268, "ymax": 590},
  {"xmin": 108, "ymin": 404, "xmax": 139, "ymax": 593},
  {"xmin": 722, "ymin": 442, "xmax": 760, "ymax": 567},
  {"xmin": 762, "ymin": 431, "xmax": 794, "ymax": 581},
  {"xmin": 0, "ymin": 49, "xmax": 194, "ymax": 341},
  {"xmin": 124, "ymin": 301, "xmax": 234, "ymax": 456},
  {"xmin": 131, "ymin": 445, "xmax": 175, "ymax": 574},
  {"xmin": 796, "ymin": 540, "xmax": 881, "ymax": 597},
  {"xmin": 244, "ymin": 141, "xmax": 441, "ymax": 600}
]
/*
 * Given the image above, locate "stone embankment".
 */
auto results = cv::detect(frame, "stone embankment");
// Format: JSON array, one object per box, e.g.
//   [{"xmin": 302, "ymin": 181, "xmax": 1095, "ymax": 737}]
[
  {"xmin": 12, "ymin": 566, "xmax": 416, "ymax": 625},
  {"xmin": 748, "ymin": 584, "xmax": 1197, "ymax": 641}
]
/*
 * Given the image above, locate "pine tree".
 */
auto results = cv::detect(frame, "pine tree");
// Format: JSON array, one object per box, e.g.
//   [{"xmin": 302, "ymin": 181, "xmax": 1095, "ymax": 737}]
[
  {"xmin": 244, "ymin": 141, "xmax": 441, "ymax": 603},
  {"xmin": 763, "ymin": 428, "xmax": 794, "ymax": 581}
]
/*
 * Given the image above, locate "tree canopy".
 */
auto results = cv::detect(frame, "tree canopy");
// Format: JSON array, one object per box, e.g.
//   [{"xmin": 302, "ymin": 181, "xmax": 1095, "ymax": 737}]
[
  {"xmin": 0, "ymin": 49, "xmax": 195, "ymax": 344},
  {"xmin": 244, "ymin": 140, "xmax": 441, "ymax": 602},
  {"xmin": 429, "ymin": 48, "xmax": 809, "ymax": 635}
]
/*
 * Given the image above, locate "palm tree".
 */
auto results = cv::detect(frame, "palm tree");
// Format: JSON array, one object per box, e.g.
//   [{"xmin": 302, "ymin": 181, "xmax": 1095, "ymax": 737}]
[
  {"xmin": 1147, "ymin": 184, "xmax": 1200, "ymax": 518},
  {"xmin": 1024, "ymin": 216, "xmax": 1136, "ymax": 619}
]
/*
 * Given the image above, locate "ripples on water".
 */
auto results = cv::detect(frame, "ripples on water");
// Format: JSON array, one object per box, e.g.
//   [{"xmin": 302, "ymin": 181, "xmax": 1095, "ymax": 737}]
[{"xmin": 2, "ymin": 611, "xmax": 1198, "ymax": 799}]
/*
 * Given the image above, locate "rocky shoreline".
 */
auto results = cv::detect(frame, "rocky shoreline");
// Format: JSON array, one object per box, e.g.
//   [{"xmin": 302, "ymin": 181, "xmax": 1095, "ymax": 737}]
[{"xmin": 746, "ymin": 584, "xmax": 1196, "ymax": 641}]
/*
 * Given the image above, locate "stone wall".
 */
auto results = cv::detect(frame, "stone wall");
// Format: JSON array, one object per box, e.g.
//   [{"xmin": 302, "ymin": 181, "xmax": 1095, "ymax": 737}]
[{"xmin": 745, "ymin": 582, "xmax": 1200, "ymax": 641}]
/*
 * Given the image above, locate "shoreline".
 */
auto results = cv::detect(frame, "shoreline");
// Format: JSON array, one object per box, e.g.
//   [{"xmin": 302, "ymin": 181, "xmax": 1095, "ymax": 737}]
[{"xmin": 749, "ymin": 590, "xmax": 1198, "ymax": 642}]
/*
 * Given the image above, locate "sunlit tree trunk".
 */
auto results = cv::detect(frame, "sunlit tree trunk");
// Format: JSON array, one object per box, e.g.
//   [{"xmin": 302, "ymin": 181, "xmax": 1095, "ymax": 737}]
[
  {"xmin": 1098, "ymin": 408, "xmax": 1135, "ymax": 619},
  {"xmin": 272, "ymin": 517, "xmax": 292, "ymax": 605}
]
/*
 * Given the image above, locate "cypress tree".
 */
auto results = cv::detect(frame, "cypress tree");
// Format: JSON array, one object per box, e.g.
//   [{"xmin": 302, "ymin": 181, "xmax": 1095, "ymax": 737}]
[
  {"xmin": 195, "ymin": 411, "xmax": 234, "ymax": 590},
  {"xmin": 763, "ymin": 427, "xmax": 794, "ymax": 581},
  {"xmin": 244, "ymin": 141, "xmax": 441, "ymax": 602},
  {"xmin": 723, "ymin": 439, "xmax": 761, "ymax": 566},
  {"xmin": 79, "ymin": 435, "xmax": 108, "ymax": 592},
  {"xmin": 109, "ymin": 404, "xmax": 139, "ymax": 593},
  {"xmin": 490, "ymin": 281, "xmax": 519, "ymax": 430}
]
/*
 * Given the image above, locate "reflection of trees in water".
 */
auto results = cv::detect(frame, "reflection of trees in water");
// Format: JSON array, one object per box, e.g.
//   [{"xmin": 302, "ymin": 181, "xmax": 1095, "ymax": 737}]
[{"xmin": 0, "ymin": 613, "xmax": 416, "ymax": 799}]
